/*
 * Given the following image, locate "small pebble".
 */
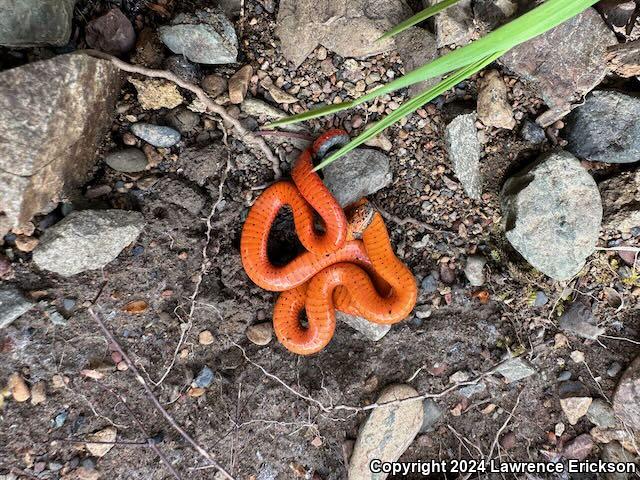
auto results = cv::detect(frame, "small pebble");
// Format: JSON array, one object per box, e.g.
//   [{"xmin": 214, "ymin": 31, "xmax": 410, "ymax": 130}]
[
  {"xmin": 15, "ymin": 235, "xmax": 39, "ymax": 252},
  {"xmin": 557, "ymin": 371, "xmax": 572, "ymax": 382},
  {"xmin": 104, "ymin": 149, "xmax": 148, "ymax": 173},
  {"xmin": 30, "ymin": 381, "xmax": 46, "ymax": 405},
  {"xmin": 607, "ymin": 362, "xmax": 622, "ymax": 378},
  {"xmin": 570, "ymin": 350, "xmax": 585, "ymax": 363},
  {"xmin": 199, "ymin": 330, "xmax": 214, "ymax": 345},
  {"xmin": 8, "ymin": 373, "xmax": 30, "ymax": 402},
  {"xmin": 246, "ymin": 322, "xmax": 273, "ymax": 346},
  {"xmin": 193, "ymin": 366, "xmax": 215, "ymax": 388},
  {"xmin": 130, "ymin": 123, "xmax": 180, "ymax": 148}
]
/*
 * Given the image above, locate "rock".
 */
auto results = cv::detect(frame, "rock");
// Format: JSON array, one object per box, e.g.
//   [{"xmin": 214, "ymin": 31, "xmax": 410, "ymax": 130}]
[
  {"xmin": 337, "ymin": 312, "xmax": 391, "ymax": 342},
  {"xmin": 599, "ymin": 170, "xmax": 640, "ymax": 233},
  {"xmin": 501, "ymin": 151, "xmax": 602, "ymax": 280},
  {"xmin": 565, "ymin": 91, "xmax": 640, "ymax": 164},
  {"xmin": 132, "ymin": 28, "xmax": 165, "ymax": 68},
  {"xmin": 104, "ymin": 149, "xmax": 148, "ymax": 173},
  {"xmin": 199, "ymin": 330, "xmax": 214, "ymax": 345},
  {"xmin": 559, "ymin": 302, "xmax": 604, "ymax": 340},
  {"xmin": 562, "ymin": 434, "xmax": 594, "ymax": 460},
  {"xmin": 229, "ymin": 65, "xmax": 253, "ymax": 104},
  {"xmin": 601, "ymin": 442, "xmax": 635, "ymax": 480},
  {"xmin": 166, "ymin": 107, "xmax": 200, "ymax": 134},
  {"xmin": 473, "ymin": 0, "xmax": 517, "ymax": 33},
  {"xmin": 261, "ymin": 77, "xmax": 298, "ymax": 105},
  {"xmin": 445, "ymin": 113, "xmax": 482, "ymax": 199},
  {"xmin": 560, "ymin": 397, "xmax": 593, "ymax": 425},
  {"xmin": 420, "ymin": 399, "xmax": 443, "ymax": 432},
  {"xmin": 348, "ymin": 384, "xmax": 423, "ymax": 480},
  {"xmin": 202, "ymin": 74, "xmax": 228, "ymax": 97},
  {"xmin": 500, "ymin": 9, "xmax": 616, "ymax": 127},
  {"xmin": 130, "ymin": 123, "xmax": 181, "ymax": 148},
  {"xmin": 193, "ymin": 366, "xmax": 215, "ymax": 388},
  {"xmin": 439, "ymin": 264, "xmax": 456, "ymax": 285},
  {"xmin": 0, "ymin": 53, "xmax": 120, "ymax": 236},
  {"xmin": 394, "ymin": 27, "xmax": 439, "ymax": 98},
  {"xmin": 425, "ymin": 0, "xmax": 474, "ymax": 48},
  {"xmin": 477, "ymin": 70, "xmax": 515, "ymax": 129},
  {"xmin": 0, "ymin": 0, "xmax": 75, "ymax": 47},
  {"xmin": 0, "ymin": 287, "xmax": 33, "ymax": 329},
  {"xmin": 519, "ymin": 120, "xmax": 546, "ymax": 145},
  {"xmin": 464, "ymin": 255, "xmax": 486, "ymax": 287},
  {"xmin": 323, "ymin": 148, "xmax": 392, "ymax": 207},
  {"xmin": 499, "ymin": 431, "xmax": 516, "ymax": 450},
  {"xmin": 612, "ymin": 355, "xmax": 640, "ymax": 430},
  {"xmin": 30, "ymin": 382, "xmax": 47, "ymax": 405},
  {"xmin": 364, "ymin": 132, "xmax": 393, "ymax": 152},
  {"xmin": 85, "ymin": 7, "xmax": 136, "ymax": 56},
  {"xmin": 607, "ymin": 362, "xmax": 623, "ymax": 378},
  {"xmin": 421, "ymin": 272, "xmax": 439, "ymax": 294},
  {"xmin": 598, "ymin": 0, "xmax": 637, "ymax": 37},
  {"xmin": 458, "ymin": 383, "xmax": 486, "ymax": 398},
  {"xmin": 86, "ymin": 427, "xmax": 117, "ymax": 457},
  {"xmin": 533, "ymin": 291, "xmax": 548, "ymax": 307},
  {"xmin": 276, "ymin": 0, "xmax": 411, "ymax": 67},
  {"xmin": 129, "ymin": 78, "xmax": 184, "ymax": 110},
  {"xmin": 245, "ymin": 322, "xmax": 273, "ymax": 346},
  {"xmin": 15, "ymin": 235, "xmax": 39, "ymax": 252},
  {"xmin": 494, "ymin": 357, "xmax": 536, "ymax": 383},
  {"xmin": 607, "ymin": 40, "xmax": 640, "ymax": 78},
  {"xmin": 587, "ymin": 399, "xmax": 617, "ymax": 429},
  {"xmin": 163, "ymin": 55, "xmax": 203, "ymax": 83},
  {"xmin": 158, "ymin": 9, "xmax": 238, "ymax": 64},
  {"xmin": 8, "ymin": 373, "xmax": 30, "ymax": 402},
  {"xmin": 558, "ymin": 371, "xmax": 572, "ymax": 382},
  {"xmin": 33, "ymin": 210, "xmax": 144, "ymax": 276}
]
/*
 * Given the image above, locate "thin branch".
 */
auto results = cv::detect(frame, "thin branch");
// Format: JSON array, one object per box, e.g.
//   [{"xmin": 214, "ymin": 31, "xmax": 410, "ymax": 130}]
[
  {"xmin": 88, "ymin": 308, "xmax": 235, "ymax": 480},
  {"xmin": 488, "ymin": 392, "xmax": 522, "ymax": 461}
]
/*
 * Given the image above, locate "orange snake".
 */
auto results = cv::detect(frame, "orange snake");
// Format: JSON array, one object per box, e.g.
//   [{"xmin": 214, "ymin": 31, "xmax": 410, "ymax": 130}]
[{"xmin": 240, "ymin": 130, "xmax": 417, "ymax": 355}]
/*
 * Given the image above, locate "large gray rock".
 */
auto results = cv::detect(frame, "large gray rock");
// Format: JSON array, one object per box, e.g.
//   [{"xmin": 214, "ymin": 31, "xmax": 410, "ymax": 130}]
[
  {"xmin": 276, "ymin": 0, "xmax": 411, "ymax": 67},
  {"xmin": 501, "ymin": 8, "xmax": 616, "ymax": 127},
  {"xmin": 348, "ymin": 384, "xmax": 423, "ymax": 480},
  {"xmin": 599, "ymin": 170, "xmax": 640, "ymax": 233},
  {"xmin": 33, "ymin": 210, "xmax": 144, "ymax": 277},
  {"xmin": 445, "ymin": 113, "xmax": 482, "ymax": 199},
  {"xmin": 394, "ymin": 27, "xmax": 439, "ymax": 98},
  {"xmin": 337, "ymin": 312, "xmax": 390, "ymax": 341},
  {"xmin": 0, "ymin": 53, "xmax": 121, "ymax": 236},
  {"xmin": 0, "ymin": 287, "xmax": 32, "ymax": 329},
  {"xmin": 0, "ymin": 0, "xmax": 75, "ymax": 47},
  {"xmin": 158, "ymin": 9, "xmax": 238, "ymax": 64},
  {"xmin": 501, "ymin": 151, "xmax": 602, "ymax": 281},
  {"xmin": 323, "ymin": 148, "xmax": 392, "ymax": 208},
  {"xmin": 565, "ymin": 91, "xmax": 640, "ymax": 164},
  {"xmin": 425, "ymin": 0, "xmax": 474, "ymax": 47}
]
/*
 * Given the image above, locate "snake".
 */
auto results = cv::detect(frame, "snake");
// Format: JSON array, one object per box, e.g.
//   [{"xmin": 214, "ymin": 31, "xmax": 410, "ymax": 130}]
[{"xmin": 240, "ymin": 130, "xmax": 417, "ymax": 355}]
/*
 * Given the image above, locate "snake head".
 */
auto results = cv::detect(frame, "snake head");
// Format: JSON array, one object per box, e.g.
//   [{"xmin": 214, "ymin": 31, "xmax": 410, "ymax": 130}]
[{"xmin": 346, "ymin": 200, "xmax": 375, "ymax": 240}]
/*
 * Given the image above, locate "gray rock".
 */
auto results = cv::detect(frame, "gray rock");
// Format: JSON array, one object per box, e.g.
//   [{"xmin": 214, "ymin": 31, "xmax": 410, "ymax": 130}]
[
  {"xmin": 158, "ymin": 9, "xmax": 238, "ymax": 64},
  {"xmin": 587, "ymin": 399, "xmax": 617, "ymax": 429},
  {"xmin": 420, "ymin": 399, "xmax": 443, "ymax": 432},
  {"xmin": 152, "ymin": 178, "xmax": 206, "ymax": 215},
  {"xmin": 0, "ymin": 0, "xmax": 75, "ymax": 47},
  {"xmin": 533, "ymin": 291, "xmax": 548, "ymax": 307},
  {"xmin": 425, "ymin": 0, "xmax": 475, "ymax": 47},
  {"xmin": 501, "ymin": 151, "xmax": 602, "ymax": 280},
  {"xmin": 445, "ymin": 113, "xmax": 482, "ymax": 199},
  {"xmin": 520, "ymin": 120, "xmax": 546, "ymax": 145},
  {"xmin": 557, "ymin": 371, "xmax": 572, "ymax": 382},
  {"xmin": 565, "ymin": 91, "xmax": 640, "ymax": 164},
  {"xmin": 104, "ymin": 149, "xmax": 148, "ymax": 173},
  {"xmin": 394, "ymin": 27, "xmax": 439, "ymax": 98},
  {"xmin": 194, "ymin": 366, "xmax": 215, "ymax": 388},
  {"xmin": 501, "ymin": 9, "xmax": 617, "ymax": 127},
  {"xmin": 337, "ymin": 312, "xmax": 391, "ymax": 342},
  {"xmin": 473, "ymin": 0, "xmax": 517, "ymax": 33},
  {"xmin": 464, "ymin": 255, "xmax": 486, "ymax": 287},
  {"xmin": 0, "ymin": 287, "xmax": 32, "ymax": 329},
  {"xmin": 598, "ymin": 0, "xmax": 637, "ymax": 37},
  {"xmin": 85, "ymin": 7, "xmax": 136, "ymax": 56},
  {"xmin": 607, "ymin": 362, "xmax": 622, "ymax": 378},
  {"xmin": 323, "ymin": 148, "xmax": 392, "ymax": 208},
  {"xmin": 33, "ymin": 210, "xmax": 144, "ymax": 276},
  {"xmin": 599, "ymin": 170, "xmax": 640, "ymax": 233},
  {"xmin": 348, "ymin": 384, "xmax": 423, "ymax": 480},
  {"xmin": 166, "ymin": 107, "xmax": 200, "ymax": 134},
  {"xmin": 420, "ymin": 272, "xmax": 439, "ymax": 294},
  {"xmin": 494, "ymin": 357, "xmax": 536, "ymax": 383},
  {"xmin": 276, "ymin": 0, "xmax": 411, "ymax": 67},
  {"xmin": 601, "ymin": 442, "xmax": 635, "ymax": 480},
  {"xmin": 0, "ymin": 53, "xmax": 121, "ymax": 236},
  {"xmin": 559, "ymin": 302, "xmax": 605, "ymax": 340},
  {"xmin": 163, "ymin": 55, "xmax": 203, "ymax": 83},
  {"xmin": 458, "ymin": 382, "xmax": 486, "ymax": 398},
  {"xmin": 612, "ymin": 355, "xmax": 640, "ymax": 430},
  {"xmin": 130, "ymin": 123, "xmax": 181, "ymax": 148}
]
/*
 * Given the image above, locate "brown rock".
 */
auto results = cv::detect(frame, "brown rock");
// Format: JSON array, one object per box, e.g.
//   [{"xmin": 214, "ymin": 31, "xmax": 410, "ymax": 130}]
[
  {"xmin": 261, "ymin": 77, "xmax": 298, "ymax": 104},
  {"xmin": 129, "ymin": 78, "xmax": 184, "ymax": 110},
  {"xmin": 477, "ymin": 70, "xmax": 515, "ymax": 130},
  {"xmin": 562, "ymin": 433, "xmax": 594, "ymax": 460},
  {"xmin": 394, "ymin": 27, "xmax": 439, "ymax": 98},
  {"xmin": 86, "ymin": 427, "xmax": 117, "ymax": 457},
  {"xmin": 246, "ymin": 322, "xmax": 273, "ymax": 346},
  {"xmin": 607, "ymin": 40, "xmax": 640, "ymax": 78},
  {"xmin": 202, "ymin": 75, "xmax": 228, "ymax": 97},
  {"xmin": 132, "ymin": 28, "xmax": 164, "ymax": 68},
  {"xmin": 86, "ymin": 8, "xmax": 136, "ymax": 56},
  {"xmin": 499, "ymin": 431, "xmax": 516, "ymax": 450},
  {"xmin": 199, "ymin": 330, "xmax": 214, "ymax": 345},
  {"xmin": 560, "ymin": 397, "xmax": 593, "ymax": 425},
  {"xmin": 15, "ymin": 235, "xmax": 39, "ymax": 252},
  {"xmin": 0, "ymin": 53, "xmax": 121, "ymax": 236},
  {"xmin": 613, "ymin": 355, "xmax": 640, "ymax": 430},
  {"xmin": 229, "ymin": 65, "xmax": 253, "ymax": 104},
  {"xmin": 30, "ymin": 381, "xmax": 47, "ymax": 405},
  {"xmin": 8, "ymin": 373, "xmax": 30, "ymax": 402}
]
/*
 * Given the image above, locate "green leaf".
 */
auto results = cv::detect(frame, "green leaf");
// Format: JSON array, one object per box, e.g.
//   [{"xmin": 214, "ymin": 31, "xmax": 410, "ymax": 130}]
[
  {"xmin": 377, "ymin": 0, "xmax": 463, "ymax": 41},
  {"xmin": 267, "ymin": 0, "xmax": 599, "ymax": 129},
  {"xmin": 312, "ymin": 50, "xmax": 505, "ymax": 171}
]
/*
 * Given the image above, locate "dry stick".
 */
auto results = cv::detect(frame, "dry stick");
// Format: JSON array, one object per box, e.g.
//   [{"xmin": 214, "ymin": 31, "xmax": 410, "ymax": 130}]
[
  {"xmin": 83, "ymin": 50, "xmax": 281, "ymax": 179},
  {"xmin": 88, "ymin": 308, "xmax": 236, "ymax": 480},
  {"xmin": 487, "ymin": 392, "xmax": 522, "ymax": 461}
]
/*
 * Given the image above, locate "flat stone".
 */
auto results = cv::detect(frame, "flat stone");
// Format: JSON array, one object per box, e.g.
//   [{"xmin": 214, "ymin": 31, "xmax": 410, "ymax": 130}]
[
  {"xmin": 276, "ymin": 0, "xmax": 410, "ymax": 67},
  {"xmin": 193, "ymin": 366, "xmax": 215, "ymax": 388},
  {"xmin": 425, "ymin": 0, "xmax": 475, "ymax": 47},
  {"xmin": 565, "ymin": 90, "xmax": 640, "ymax": 164},
  {"xmin": 561, "ymin": 434, "xmax": 594, "ymax": 461},
  {"xmin": 501, "ymin": 151, "xmax": 602, "ymax": 281},
  {"xmin": 86, "ymin": 427, "xmax": 117, "ymax": 457},
  {"xmin": 131, "ymin": 123, "xmax": 181, "ymax": 148},
  {"xmin": 612, "ymin": 355, "xmax": 640, "ymax": 430},
  {"xmin": 0, "ymin": 53, "xmax": 121, "ymax": 236},
  {"xmin": 0, "ymin": 0, "xmax": 75, "ymax": 47},
  {"xmin": 86, "ymin": 7, "xmax": 136, "ymax": 56},
  {"xmin": 445, "ymin": 113, "xmax": 482, "ymax": 200},
  {"xmin": 607, "ymin": 40, "xmax": 640, "ymax": 78},
  {"xmin": 500, "ymin": 9, "xmax": 616, "ymax": 127},
  {"xmin": 0, "ymin": 287, "xmax": 32, "ymax": 329},
  {"xmin": 348, "ymin": 384, "xmax": 423, "ymax": 480},
  {"xmin": 420, "ymin": 399, "xmax": 443, "ymax": 432},
  {"xmin": 337, "ymin": 312, "xmax": 391, "ymax": 342},
  {"xmin": 104, "ymin": 149, "xmax": 148, "ymax": 173},
  {"xmin": 560, "ymin": 397, "xmax": 593, "ymax": 426},
  {"xmin": 158, "ymin": 9, "xmax": 238, "ymax": 64},
  {"xmin": 394, "ymin": 27, "xmax": 439, "ymax": 98},
  {"xmin": 323, "ymin": 148, "xmax": 392, "ymax": 208},
  {"xmin": 166, "ymin": 107, "xmax": 200, "ymax": 134},
  {"xmin": 494, "ymin": 357, "xmax": 536, "ymax": 383},
  {"xmin": 587, "ymin": 399, "xmax": 618, "ymax": 429},
  {"xmin": 477, "ymin": 70, "xmax": 515, "ymax": 129},
  {"xmin": 246, "ymin": 322, "xmax": 273, "ymax": 346},
  {"xmin": 599, "ymin": 170, "xmax": 640, "ymax": 233},
  {"xmin": 33, "ymin": 210, "xmax": 144, "ymax": 277},
  {"xmin": 559, "ymin": 302, "xmax": 605, "ymax": 340},
  {"xmin": 229, "ymin": 65, "xmax": 252, "ymax": 104}
]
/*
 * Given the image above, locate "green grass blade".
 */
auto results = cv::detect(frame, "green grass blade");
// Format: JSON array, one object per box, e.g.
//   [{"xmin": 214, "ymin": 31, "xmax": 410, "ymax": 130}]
[
  {"xmin": 377, "ymin": 0, "xmax": 462, "ymax": 41},
  {"xmin": 267, "ymin": 0, "xmax": 598, "ymax": 128},
  {"xmin": 312, "ymin": 50, "xmax": 505, "ymax": 172}
]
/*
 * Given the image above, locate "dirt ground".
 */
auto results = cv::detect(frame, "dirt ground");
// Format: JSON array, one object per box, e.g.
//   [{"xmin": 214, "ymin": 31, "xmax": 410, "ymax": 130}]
[{"xmin": 1, "ymin": 1, "xmax": 640, "ymax": 479}]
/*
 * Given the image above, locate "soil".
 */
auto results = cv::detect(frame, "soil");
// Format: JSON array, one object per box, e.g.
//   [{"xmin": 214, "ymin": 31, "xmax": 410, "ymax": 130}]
[{"xmin": 1, "ymin": 1, "xmax": 639, "ymax": 479}]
